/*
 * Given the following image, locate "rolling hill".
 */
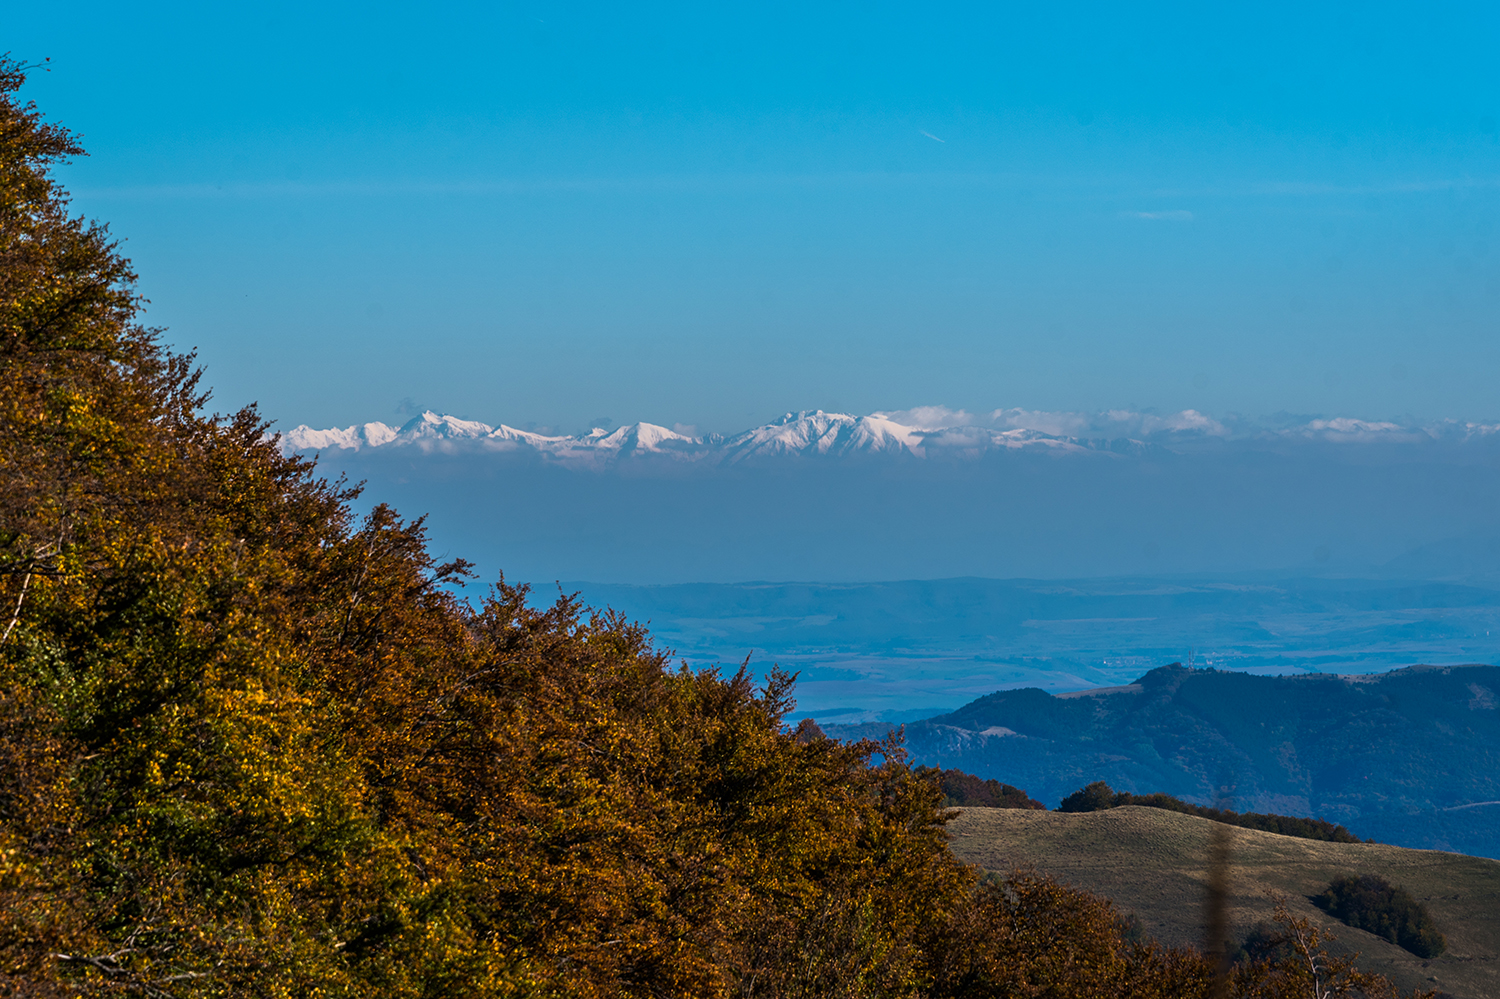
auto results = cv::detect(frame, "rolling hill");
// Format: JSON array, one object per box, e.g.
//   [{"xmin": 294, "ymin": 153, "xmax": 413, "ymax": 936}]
[{"xmin": 947, "ymin": 806, "xmax": 1500, "ymax": 998}]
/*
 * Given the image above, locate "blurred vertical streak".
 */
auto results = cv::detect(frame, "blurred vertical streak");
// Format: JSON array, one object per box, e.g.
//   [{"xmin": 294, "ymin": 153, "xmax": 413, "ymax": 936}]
[{"xmin": 1204, "ymin": 786, "xmax": 1234, "ymax": 999}]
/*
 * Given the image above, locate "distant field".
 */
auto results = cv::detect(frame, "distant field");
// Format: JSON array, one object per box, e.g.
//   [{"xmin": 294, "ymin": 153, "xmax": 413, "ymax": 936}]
[{"xmin": 948, "ymin": 806, "xmax": 1500, "ymax": 999}]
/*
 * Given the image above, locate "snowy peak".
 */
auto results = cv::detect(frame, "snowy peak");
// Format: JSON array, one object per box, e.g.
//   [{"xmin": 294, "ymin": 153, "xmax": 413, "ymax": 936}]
[
  {"xmin": 722, "ymin": 411, "xmax": 924, "ymax": 461},
  {"xmin": 280, "ymin": 421, "xmax": 397, "ymax": 451},
  {"xmin": 486, "ymin": 424, "xmax": 567, "ymax": 446},
  {"xmin": 280, "ymin": 411, "xmax": 498, "ymax": 452},
  {"xmin": 395, "ymin": 411, "xmax": 494, "ymax": 442},
  {"xmin": 596, "ymin": 422, "xmax": 702, "ymax": 454}
]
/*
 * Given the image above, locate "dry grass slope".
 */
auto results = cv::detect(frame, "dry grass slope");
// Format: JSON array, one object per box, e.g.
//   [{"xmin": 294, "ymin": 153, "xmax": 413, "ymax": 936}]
[{"xmin": 948, "ymin": 806, "xmax": 1500, "ymax": 999}]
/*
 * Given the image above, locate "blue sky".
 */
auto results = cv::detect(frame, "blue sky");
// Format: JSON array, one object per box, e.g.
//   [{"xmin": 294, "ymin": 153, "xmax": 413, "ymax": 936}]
[{"xmin": 10, "ymin": 1, "xmax": 1500, "ymax": 434}]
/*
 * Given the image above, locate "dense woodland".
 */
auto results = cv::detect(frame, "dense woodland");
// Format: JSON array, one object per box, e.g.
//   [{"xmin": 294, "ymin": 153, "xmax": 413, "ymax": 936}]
[{"xmin": 0, "ymin": 59, "xmax": 1432, "ymax": 997}]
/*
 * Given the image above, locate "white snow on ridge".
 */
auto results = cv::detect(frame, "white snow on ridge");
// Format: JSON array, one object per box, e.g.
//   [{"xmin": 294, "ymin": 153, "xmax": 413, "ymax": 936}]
[
  {"xmin": 539, "ymin": 422, "xmax": 709, "ymax": 464},
  {"xmin": 597, "ymin": 422, "xmax": 702, "ymax": 454},
  {"xmin": 276, "ymin": 407, "xmax": 1500, "ymax": 467},
  {"xmin": 485, "ymin": 423, "xmax": 570, "ymax": 449},
  {"xmin": 392, "ymin": 411, "xmax": 495, "ymax": 444},
  {"xmin": 721, "ymin": 411, "xmax": 925, "ymax": 462},
  {"xmin": 280, "ymin": 421, "xmax": 398, "ymax": 451}
]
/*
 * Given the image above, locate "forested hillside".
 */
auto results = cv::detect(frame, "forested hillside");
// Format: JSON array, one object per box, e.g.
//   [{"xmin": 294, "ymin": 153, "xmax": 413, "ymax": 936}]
[
  {"xmin": 0, "ymin": 58, "xmax": 1435, "ymax": 997},
  {"xmin": 828, "ymin": 662, "xmax": 1500, "ymax": 857}
]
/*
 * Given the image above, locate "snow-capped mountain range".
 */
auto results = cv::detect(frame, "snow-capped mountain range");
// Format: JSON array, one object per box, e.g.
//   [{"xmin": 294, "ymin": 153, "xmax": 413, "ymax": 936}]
[
  {"xmin": 280, "ymin": 409, "xmax": 1155, "ymax": 467},
  {"xmin": 278, "ymin": 407, "xmax": 1500, "ymax": 469}
]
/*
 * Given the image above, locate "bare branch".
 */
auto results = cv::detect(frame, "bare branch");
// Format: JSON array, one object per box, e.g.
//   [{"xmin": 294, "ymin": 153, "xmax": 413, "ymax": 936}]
[{"xmin": 2, "ymin": 570, "xmax": 31, "ymax": 643}]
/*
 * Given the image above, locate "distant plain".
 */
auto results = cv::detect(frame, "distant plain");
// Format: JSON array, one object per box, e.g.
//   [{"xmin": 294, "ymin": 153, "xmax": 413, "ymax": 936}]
[{"xmin": 567, "ymin": 574, "xmax": 1500, "ymax": 721}]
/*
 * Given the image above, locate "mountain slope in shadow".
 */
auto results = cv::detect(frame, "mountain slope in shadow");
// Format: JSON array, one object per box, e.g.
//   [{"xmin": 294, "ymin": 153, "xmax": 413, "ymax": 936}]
[{"xmin": 826, "ymin": 663, "xmax": 1500, "ymax": 857}]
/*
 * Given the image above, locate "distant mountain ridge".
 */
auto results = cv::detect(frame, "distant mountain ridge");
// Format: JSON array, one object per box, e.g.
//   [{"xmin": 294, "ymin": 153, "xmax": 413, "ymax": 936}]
[
  {"xmin": 279, "ymin": 408, "xmax": 1134, "ymax": 466},
  {"xmin": 824, "ymin": 663, "xmax": 1500, "ymax": 858},
  {"xmin": 278, "ymin": 407, "xmax": 1500, "ymax": 468}
]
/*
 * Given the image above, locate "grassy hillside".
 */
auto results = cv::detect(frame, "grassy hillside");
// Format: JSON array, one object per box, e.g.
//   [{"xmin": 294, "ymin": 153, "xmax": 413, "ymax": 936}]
[{"xmin": 948, "ymin": 805, "xmax": 1500, "ymax": 999}]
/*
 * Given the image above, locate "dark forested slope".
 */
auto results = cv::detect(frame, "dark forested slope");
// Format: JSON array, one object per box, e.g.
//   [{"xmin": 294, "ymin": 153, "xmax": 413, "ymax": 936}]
[{"xmin": 829, "ymin": 663, "xmax": 1500, "ymax": 857}]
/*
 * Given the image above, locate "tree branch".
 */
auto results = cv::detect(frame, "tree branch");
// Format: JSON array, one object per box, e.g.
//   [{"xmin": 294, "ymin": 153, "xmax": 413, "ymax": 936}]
[{"xmin": 2, "ymin": 570, "xmax": 31, "ymax": 643}]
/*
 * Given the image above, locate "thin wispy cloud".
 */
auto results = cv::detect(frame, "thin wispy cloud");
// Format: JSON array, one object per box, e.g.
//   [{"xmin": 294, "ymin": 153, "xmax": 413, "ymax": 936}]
[
  {"xmin": 919, "ymin": 130, "xmax": 946, "ymax": 143},
  {"xmin": 1123, "ymin": 209, "xmax": 1193, "ymax": 221},
  {"xmin": 1150, "ymin": 176, "xmax": 1500, "ymax": 199},
  {"xmin": 74, "ymin": 171, "xmax": 1013, "ymax": 201},
  {"xmin": 75, "ymin": 172, "xmax": 1500, "ymax": 205}
]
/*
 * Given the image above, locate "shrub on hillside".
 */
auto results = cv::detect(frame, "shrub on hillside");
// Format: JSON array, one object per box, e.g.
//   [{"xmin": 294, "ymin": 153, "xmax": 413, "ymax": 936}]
[
  {"xmin": 1315, "ymin": 875, "xmax": 1446, "ymax": 958},
  {"xmin": 1229, "ymin": 921, "xmax": 1290, "ymax": 966},
  {"xmin": 920, "ymin": 767, "xmax": 1046, "ymax": 809},
  {"xmin": 1056, "ymin": 781, "xmax": 1365, "ymax": 843},
  {"xmin": 1059, "ymin": 780, "xmax": 1118, "ymax": 813}
]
